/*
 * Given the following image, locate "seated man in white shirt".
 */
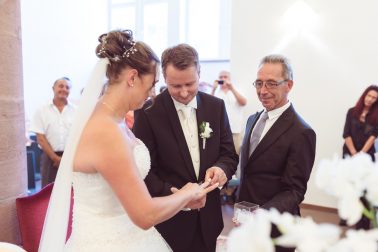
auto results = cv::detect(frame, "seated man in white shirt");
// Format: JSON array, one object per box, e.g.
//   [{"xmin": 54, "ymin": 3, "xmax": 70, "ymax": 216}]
[{"xmin": 30, "ymin": 77, "xmax": 76, "ymax": 187}]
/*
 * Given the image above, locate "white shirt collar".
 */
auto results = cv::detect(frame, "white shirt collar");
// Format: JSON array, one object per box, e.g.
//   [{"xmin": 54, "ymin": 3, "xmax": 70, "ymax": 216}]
[
  {"xmin": 49, "ymin": 99, "xmax": 73, "ymax": 107},
  {"xmin": 265, "ymin": 101, "xmax": 291, "ymax": 119},
  {"xmin": 172, "ymin": 96, "xmax": 198, "ymax": 111}
]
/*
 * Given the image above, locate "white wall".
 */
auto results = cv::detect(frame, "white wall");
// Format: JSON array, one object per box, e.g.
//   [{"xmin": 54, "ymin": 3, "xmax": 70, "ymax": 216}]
[
  {"xmin": 231, "ymin": 0, "xmax": 378, "ymax": 208},
  {"xmin": 200, "ymin": 60, "xmax": 230, "ymax": 84},
  {"xmin": 21, "ymin": 0, "xmax": 109, "ymax": 125},
  {"xmin": 21, "ymin": 0, "xmax": 228, "ymax": 123}
]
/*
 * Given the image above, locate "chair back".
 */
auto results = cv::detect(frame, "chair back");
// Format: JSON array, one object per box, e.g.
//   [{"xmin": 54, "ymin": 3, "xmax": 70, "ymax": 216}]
[{"xmin": 16, "ymin": 183, "xmax": 73, "ymax": 252}]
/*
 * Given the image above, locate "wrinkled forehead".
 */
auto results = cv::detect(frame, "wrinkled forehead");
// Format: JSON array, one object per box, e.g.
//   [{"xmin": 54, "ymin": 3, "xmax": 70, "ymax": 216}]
[{"xmin": 257, "ymin": 63, "xmax": 284, "ymax": 79}]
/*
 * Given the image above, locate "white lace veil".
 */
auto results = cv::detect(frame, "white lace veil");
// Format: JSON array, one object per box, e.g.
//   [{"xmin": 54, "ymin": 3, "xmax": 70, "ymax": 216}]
[{"xmin": 38, "ymin": 58, "xmax": 109, "ymax": 252}]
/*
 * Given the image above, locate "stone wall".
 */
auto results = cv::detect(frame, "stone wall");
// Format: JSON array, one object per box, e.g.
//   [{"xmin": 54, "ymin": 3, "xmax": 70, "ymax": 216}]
[{"xmin": 0, "ymin": 0, "xmax": 27, "ymax": 244}]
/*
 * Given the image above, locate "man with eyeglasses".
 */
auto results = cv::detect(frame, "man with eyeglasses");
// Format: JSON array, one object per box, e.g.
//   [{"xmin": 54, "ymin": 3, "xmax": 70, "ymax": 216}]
[{"xmin": 237, "ymin": 54, "xmax": 316, "ymax": 251}]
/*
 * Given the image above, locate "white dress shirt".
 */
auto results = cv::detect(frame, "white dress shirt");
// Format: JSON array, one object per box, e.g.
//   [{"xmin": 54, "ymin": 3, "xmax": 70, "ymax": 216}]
[
  {"xmin": 252, "ymin": 101, "xmax": 291, "ymax": 145},
  {"xmin": 172, "ymin": 97, "xmax": 200, "ymax": 178},
  {"xmin": 214, "ymin": 89, "xmax": 245, "ymax": 134},
  {"xmin": 30, "ymin": 101, "xmax": 76, "ymax": 152}
]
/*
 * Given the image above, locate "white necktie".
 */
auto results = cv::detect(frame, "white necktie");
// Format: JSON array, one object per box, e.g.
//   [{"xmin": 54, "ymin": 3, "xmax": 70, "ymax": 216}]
[
  {"xmin": 179, "ymin": 106, "xmax": 200, "ymax": 178},
  {"xmin": 180, "ymin": 106, "xmax": 192, "ymax": 122},
  {"xmin": 249, "ymin": 112, "xmax": 268, "ymax": 157}
]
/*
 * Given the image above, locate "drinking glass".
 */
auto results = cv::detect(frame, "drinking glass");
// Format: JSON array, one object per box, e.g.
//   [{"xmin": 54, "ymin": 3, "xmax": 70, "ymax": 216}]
[{"xmin": 233, "ymin": 201, "xmax": 259, "ymax": 224}]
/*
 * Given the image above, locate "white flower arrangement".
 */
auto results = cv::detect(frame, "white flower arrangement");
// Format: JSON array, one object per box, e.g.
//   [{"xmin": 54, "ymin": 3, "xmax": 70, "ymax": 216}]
[
  {"xmin": 228, "ymin": 208, "xmax": 378, "ymax": 252},
  {"xmin": 226, "ymin": 153, "xmax": 378, "ymax": 252},
  {"xmin": 316, "ymin": 153, "xmax": 378, "ymax": 227},
  {"xmin": 199, "ymin": 121, "xmax": 213, "ymax": 149}
]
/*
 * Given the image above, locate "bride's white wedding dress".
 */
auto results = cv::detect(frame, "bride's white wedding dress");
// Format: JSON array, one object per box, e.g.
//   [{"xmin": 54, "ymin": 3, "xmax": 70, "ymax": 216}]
[{"xmin": 64, "ymin": 137, "xmax": 171, "ymax": 251}]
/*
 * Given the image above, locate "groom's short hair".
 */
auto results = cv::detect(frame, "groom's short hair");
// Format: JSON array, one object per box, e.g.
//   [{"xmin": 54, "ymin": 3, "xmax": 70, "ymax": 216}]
[{"xmin": 161, "ymin": 43, "xmax": 200, "ymax": 77}]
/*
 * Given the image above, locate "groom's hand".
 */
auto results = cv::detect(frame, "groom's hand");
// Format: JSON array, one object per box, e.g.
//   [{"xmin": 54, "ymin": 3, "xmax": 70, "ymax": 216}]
[{"xmin": 205, "ymin": 166, "xmax": 227, "ymax": 187}]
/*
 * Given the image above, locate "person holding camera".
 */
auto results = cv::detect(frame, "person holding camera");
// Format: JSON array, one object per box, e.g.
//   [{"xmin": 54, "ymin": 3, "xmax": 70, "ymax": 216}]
[{"xmin": 211, "ymin": 70, "xmax": 247, "ymax": 154}]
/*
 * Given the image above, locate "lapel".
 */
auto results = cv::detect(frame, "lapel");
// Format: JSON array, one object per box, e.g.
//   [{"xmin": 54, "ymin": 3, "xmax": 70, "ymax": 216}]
[
  {"xmin": 249, "ymin": 105, "xmax": 295, "ymax": 162},
  {"xmin": 161, "ymin": 92, "xmax": 197, "ymax": 180},
  {"xmin": 196, "ymin": 93, "xmax": 206, "ymax": 181}
]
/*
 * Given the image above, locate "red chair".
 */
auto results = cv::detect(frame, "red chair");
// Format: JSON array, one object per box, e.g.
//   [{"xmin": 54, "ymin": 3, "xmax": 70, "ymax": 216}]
[{"xmin": 16, "ymin": 183, "xmax": 73, "ymax": 252}]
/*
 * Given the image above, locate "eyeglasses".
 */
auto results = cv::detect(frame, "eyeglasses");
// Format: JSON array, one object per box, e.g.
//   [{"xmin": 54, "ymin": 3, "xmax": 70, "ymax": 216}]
[{"xmin": 252, "ymin": 80, "xmax": 288, "ymax": 89}]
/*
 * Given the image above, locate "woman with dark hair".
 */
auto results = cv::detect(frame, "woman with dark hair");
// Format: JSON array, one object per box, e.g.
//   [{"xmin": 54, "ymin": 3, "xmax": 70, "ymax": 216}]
[
  {"xmin": 39, "ymin": 30, "xmax": 218, "ymax": 252},
  {"xmin": 343, "ymin": 85, "xmax": 378, "ymax": 161},
  {"xmin": 341, "ymin": 85, "xmax": 378, "ymax": 229}
]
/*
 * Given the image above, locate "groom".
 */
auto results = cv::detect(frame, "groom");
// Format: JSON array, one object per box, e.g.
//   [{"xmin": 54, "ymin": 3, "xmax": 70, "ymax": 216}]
[{"xmin": 134, "ymin": 44, "xmax": 238, "ymax": 252}]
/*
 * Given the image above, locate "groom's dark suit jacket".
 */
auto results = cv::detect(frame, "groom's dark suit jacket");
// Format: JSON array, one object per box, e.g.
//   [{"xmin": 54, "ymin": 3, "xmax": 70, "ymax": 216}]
[
  {"xmin": 134, "ymin": 90, "xmax": 238, "ymax": 251},
  {"xmin": 238, "ymin": 105, "xmax": 316, "ymax": 216}
]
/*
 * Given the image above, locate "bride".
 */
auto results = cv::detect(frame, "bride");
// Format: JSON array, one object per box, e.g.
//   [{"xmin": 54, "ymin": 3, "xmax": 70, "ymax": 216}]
[{"xmin": 38, "ymin": 30, "xmax": 218, "ymax": 252}]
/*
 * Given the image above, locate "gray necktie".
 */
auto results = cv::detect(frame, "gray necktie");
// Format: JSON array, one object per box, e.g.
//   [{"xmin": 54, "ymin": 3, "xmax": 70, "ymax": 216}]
[{"xmin": 249, "ymin": 112, "xmax": 268, "ymax": 157}]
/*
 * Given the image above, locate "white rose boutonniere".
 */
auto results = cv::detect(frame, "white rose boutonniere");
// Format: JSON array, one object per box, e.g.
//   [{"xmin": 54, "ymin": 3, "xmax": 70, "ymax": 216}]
[{"xmin": 199, "ymin": 121, "xmax": 213, "ymax": 149}]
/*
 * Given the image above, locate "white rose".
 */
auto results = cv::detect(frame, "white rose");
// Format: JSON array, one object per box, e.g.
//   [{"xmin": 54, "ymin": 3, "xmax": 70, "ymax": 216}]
[{"xmin": 202, "ymin": 122, "xmax": 213, "ymax": 138}]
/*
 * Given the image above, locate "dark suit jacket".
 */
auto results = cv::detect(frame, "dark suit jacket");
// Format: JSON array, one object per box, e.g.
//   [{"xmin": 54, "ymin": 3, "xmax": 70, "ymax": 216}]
[
  {"xmin": 238, "ymin": 104, "xmax": 316, "ymax": 216},
  {"xmin": 133, "ymin": 90, "xmax": 238, "ymax": 251}
]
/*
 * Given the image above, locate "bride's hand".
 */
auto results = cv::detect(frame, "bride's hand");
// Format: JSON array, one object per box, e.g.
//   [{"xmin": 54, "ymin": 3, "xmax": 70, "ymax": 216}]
[
  {"xmin": 171, "ymin": 180, "xmax": 219, "ymax": 200},
  {"xmin": 171, "ymin": 186, "xmax": 205, "ymax": 209},
  {"xmin": 171, "ymin": 180, "xmax": 219, "ymax": 210},
  {"xmin": 194, "ymin": 179, "xmax": 220, "ymax": 199}
]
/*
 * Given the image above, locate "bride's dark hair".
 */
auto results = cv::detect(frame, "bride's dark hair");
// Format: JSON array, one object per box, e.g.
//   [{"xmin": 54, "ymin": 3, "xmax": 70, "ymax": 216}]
[{"xmin": 96, "ymin": 29, "xmax": 159, "ymax": 83}]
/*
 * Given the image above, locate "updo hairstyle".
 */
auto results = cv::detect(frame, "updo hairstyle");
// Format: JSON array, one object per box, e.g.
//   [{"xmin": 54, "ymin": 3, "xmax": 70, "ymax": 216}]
[{"xmin": 95, "ymin": 29, "xmax": 159, "ymax": 83}]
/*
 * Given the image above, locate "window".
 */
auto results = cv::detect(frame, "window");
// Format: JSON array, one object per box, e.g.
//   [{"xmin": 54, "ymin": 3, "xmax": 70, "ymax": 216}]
[
  {"xmin": 143, "ymin": 2, "xmax": 169, "ymax": 55},
  {"xmin": 110, "ymin": 4, "xmax": 136, "ymax": 32},
  {"xmin": 109, "ymin": 0, "xmax": 231, "ymax": 60}
]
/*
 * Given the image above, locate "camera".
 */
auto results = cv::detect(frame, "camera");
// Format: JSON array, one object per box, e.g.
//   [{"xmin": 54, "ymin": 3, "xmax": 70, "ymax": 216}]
[{"xmin": 218, "ymin": 80, "xmax": 224, "ymax": 85}]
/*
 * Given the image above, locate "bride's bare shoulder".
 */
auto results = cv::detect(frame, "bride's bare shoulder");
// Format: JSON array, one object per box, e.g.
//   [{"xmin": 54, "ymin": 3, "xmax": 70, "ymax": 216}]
[
  {"xmin": 84, "ymin": 114, "xmax": 126, "ymax": 147},
  {"xmin": 74, "ymin": 115, "xmax": 127, "ymax": 172},
  {"xmin": 88, "ymin": 114, "xmax": 121, "ymax": 132}
]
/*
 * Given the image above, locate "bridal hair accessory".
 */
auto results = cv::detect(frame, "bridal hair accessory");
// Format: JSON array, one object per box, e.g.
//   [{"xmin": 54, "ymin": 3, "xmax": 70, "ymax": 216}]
[
  {"xmin": 199, "ymin": 121, "xmax": 213, "ymax": 149},
  {"xmin": 96, "ymin": 34, "xmax": 138, "ymax": 62}
]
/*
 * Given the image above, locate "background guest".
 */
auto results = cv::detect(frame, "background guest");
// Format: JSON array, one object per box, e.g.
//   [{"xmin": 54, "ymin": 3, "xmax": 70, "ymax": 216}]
[
  {"xmin": 211, "ymin": 70, "xmax": 246, "ymax": 154},
  {"xmin": 30, "ymin": 77, "xmax": 76, "ymax": 187},
  {"xmin": 341, "ymin": 85, "xmax": 378, "ymax": 230},
  {"xmin": 343, "ymin": 85, "xmax": 378, "ymax": 161}
]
